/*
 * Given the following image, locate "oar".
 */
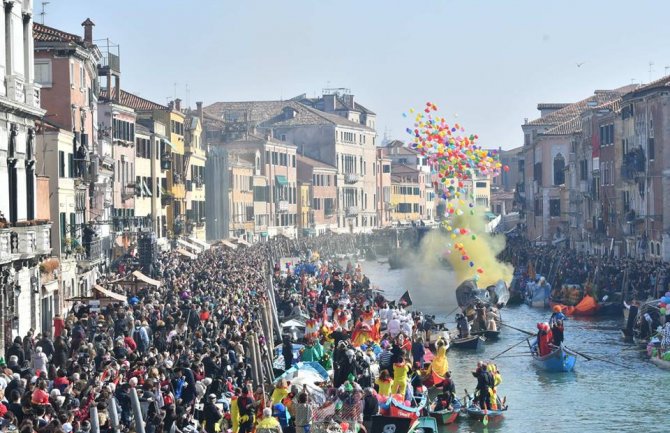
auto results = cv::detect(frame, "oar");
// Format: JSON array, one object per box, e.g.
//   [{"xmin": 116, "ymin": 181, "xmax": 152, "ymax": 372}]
[
  {"xmin": 564, "ymin": 346, "xmax": 632, "ymax": 369},
  {"xmin": 445, "ymin": 305, "xmax": 461, "ymax": 318},
  {"xmin": 500, "ymin": 322, "xmax": 535, "ymax": 337},
  {"xmin": 491, "ymin": 335, "xmax": 534, "ymax": 360}
]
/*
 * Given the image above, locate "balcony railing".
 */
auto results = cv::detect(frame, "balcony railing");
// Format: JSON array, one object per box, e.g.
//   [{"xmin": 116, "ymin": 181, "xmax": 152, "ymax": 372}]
[
  {"xmin": 277, "ymin": 200, "xmax": 289, "ymax": 213},
  {"xmin": 6, "ymin": 75, "xmax": 25, "ymax": 104},
  {"xmin": 84, "ymin": 238, "xmax": 102, "ymax": 262},
  {"xmin": 346, "ymin": 206, "xmax": 359, "ymax": 217},
  {"xmin": 344, "ymin": 173, "xmax": 360, "ymax": 184}
]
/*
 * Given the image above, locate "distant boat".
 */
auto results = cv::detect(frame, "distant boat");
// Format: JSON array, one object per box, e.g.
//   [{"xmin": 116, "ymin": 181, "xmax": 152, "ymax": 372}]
[
  {"xmin": 532, "ymin": 345, "xmax": 577, "ymax": 372},
  {"xmin": 451, "ymin": 335, "xmax": 485, "ymax": 351}
]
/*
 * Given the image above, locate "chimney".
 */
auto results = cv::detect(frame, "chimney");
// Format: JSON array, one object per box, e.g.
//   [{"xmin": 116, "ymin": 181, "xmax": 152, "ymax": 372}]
[
  {"xmin": 323, "ymin": 94, "xmax": 336, "ymax": 112},
  {"xmin": 81, "ymin": 18, "xmax": 95, "ymax": 45},
  {"xmin": 196, "ymin": 101, "xmax": 203, "ymax": 121},
  {"xmin": 174, "ymin": 98, "xmax": 182, "ymax": 112},
  {"xmin": 168, "ymin": 101, "xmax": 174, "ymax": 111}
]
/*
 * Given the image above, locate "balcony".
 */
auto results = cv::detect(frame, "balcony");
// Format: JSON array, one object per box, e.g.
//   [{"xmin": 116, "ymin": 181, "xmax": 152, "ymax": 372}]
[
  {"xmin": 10, "ymin": 224, "xmax": 37, "ymax": 258},
  {"xmin": 84, "ymin": 238, "xmax": 102, "ymax": 263},
  {"xmin": 621, "ymin": 147, "xmax": 646, "ymax": 181},
  {"xmin": 346, "ymin": 206, "xmax": 359, "ymax": 217},
  {"xmin": 35, "ymin": 223, "xmax": 52, "ymax": 256},
  {"xmin": 121, "ymin": 183, "xmax": 136, "ymax": 201},
  {"xmin": 277, "ymin": 200, "xmax": 289, "ymax": 213},
  {"xmin": 6, "ymin": 75, "xmax": 25, "ymax": 104},
  {"xmin": 0, "ymin": 228, "xmax": 11, "ymax": 264},
  {"xmin": 344, "ymin": 173, "xmax": 360, "ymax": 184}
]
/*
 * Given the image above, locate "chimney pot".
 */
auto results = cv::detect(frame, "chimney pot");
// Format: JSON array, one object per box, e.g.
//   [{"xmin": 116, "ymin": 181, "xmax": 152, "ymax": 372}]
[
  {"xmin": 81, "ymin": 18, "xmax": 95, "ymax": 45},
  {"xmin": 196, "ymin": 101, "xmax": 203, "ymax": 121},
  {"xmin": 174, "ymin": 98, "xmax": 182, "ymax": 112}
]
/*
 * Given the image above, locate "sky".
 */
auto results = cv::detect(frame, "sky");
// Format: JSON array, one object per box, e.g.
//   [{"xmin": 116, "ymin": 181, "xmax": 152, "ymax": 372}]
[{"xmin": 42, "ymin": 0, "xmax": 670, "ymax": 149}]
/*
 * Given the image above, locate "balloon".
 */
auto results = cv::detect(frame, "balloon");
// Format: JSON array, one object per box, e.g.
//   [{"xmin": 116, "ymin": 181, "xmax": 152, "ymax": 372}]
[{"xmin": 661, "ymin": 308, "xmax": 667, "ymax": 316}]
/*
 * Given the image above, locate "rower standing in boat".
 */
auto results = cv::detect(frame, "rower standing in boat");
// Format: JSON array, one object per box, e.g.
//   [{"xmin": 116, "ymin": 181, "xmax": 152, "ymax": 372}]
[
  {"xmin": 472, "ymin": 361, "xmax": 494, "ymax": 409},
  {"xmin": 549, "ymin": 306, "xmax": 567, "ymax": 346},
  {"xmin": 434, "ymin": 371, "xmax": 456, "ymax": 411},
  {"xmin": 456, "ymin": 313, "xmax": 471, "ymax": 338}
]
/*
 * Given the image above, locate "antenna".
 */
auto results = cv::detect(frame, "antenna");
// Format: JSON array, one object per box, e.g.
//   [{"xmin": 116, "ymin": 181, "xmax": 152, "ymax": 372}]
[
  {"xmin": 665, "ymin": 66, "xmax": 670, "ymax": 76},
  {"xmin": 40, "ymin": 2, "xmax": 50, "ymax": 25},
  {"xmin": 648, "ymin": 61, "xmax": 654, "ymax": 82},
  {"xmin": 185, "ymin": 83, "xmax": 190, "ymax": 108}
]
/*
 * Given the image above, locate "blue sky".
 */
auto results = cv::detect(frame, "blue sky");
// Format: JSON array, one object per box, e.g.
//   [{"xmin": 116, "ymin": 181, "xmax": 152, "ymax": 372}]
[{"xmin": 43, "ymin": 0, "xmax": 670, "ymax": 149}]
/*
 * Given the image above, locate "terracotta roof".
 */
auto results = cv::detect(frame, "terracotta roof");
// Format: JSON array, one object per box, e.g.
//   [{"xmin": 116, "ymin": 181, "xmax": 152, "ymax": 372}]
[
  {"xmin": 543, "ymin": 98, "xmax": 622, "ymax": 136},
  {"xmin": 527, "ymin": 85, "xmax": 637, "ymax": 128},
  {"xmin": 625, "ymin": 75, "xmax": 670, "ymax": 97},
  {"xmin": 100, "ymin": 89, "xmax": 167, "ymax": 111},
  {"xmin": 297, "ymin": 154, "xmax": 337, "ymax": 171},
  {"xmin": 385, "ymin": 140, "xmax": 405, "ymax": 148},
  {"xmin": 299, "ymin": 95, "xmax": 376, "ymax": 115},
  {"xmin": 33, "ymin": 22, "xmax": 83, "ymax": 44},
  {"xmin": 536, "ymin": 103, "xmax": 570, "ymax": 110},
  {"xmin": 203, "ymin": 100, "xmax": 373, "ymax": 131}
]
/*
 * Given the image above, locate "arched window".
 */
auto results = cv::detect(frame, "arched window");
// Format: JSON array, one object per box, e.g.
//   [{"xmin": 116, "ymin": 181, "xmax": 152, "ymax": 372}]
[{"xmin": 553, "ymin": 153, "xmax": 565, "ymax": 185}]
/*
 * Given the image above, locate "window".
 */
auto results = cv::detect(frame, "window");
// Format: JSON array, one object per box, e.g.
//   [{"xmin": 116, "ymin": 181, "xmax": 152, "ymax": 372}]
[
  {"xmin": 549, "ymin": 199, "xmax": 561, "ymax": 217},
  {"xmin": 579, "ymin": 160, "xmax": 588, "ymax": 181},
  {"xmin": 534, "ymin": 199, "xmax": 542, "ymax": 215},
  {"xmin": 553, "ymin": 154, "xmax": 565, "ymax": 185},
  {"xmin": 34, "ymin": 60, "xmax": 52, "ymax": 87},
  {"xmin": 69, "ymin": 62, "xmax": 74, "ymax": 86},
  {"xmin": 476, "ymin": 181, "xmax": 487, "ymax": 188},
  {"xmin": 383, "ymin": 165, "xmax": 390, "ymax": 173},
  {"xmin": 59, "ymin": 151, "xmax": 65, "ymax": 178},
  {"xmin": 68, "ymin": 153, "xmax": 74, "ymax": 178},
  {"xmin": 648, "ymin": 137, "xmax": 655, "ymax": 160},
  {"xmin": 534, "ymin": 162, "xmax": 542, "ymax": 185},
  {"xmin": 80, "ymin": 64, "xmax": 85, "ymax": 90}
]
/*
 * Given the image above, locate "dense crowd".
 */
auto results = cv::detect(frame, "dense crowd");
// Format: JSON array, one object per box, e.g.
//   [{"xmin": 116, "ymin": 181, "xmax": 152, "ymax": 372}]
[{"xmin": 501, "ymin": 236, "xmax": 670, "ymax": 302}]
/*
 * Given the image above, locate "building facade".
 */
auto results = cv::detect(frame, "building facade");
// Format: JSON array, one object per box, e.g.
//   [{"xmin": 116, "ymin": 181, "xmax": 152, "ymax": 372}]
[{"xmin": 297, "ymin": 155, "xmax": 337, "ymax": 235}]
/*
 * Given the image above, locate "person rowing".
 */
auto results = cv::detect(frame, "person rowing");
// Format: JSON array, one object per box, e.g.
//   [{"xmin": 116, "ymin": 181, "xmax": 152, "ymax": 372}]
[{"xmin": 549, "ymin": 306, "xmax": 567, "ymax": 346}]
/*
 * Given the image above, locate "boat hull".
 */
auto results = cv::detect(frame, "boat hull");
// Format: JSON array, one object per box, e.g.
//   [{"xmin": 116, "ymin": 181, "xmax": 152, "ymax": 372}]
[
  {"xmin": 465, "ymin": 406, "xmax": 506, "ymax": 421},
  {"xmin": 429, "ymin": 399, "xmax": 462, "ymax": 425},
  {"xmin": 532, "ymin": 346, "xmax": 577, "ymax": 372},
  {"xmin": 451, "ymin": 335, "xmax": 485, "ymax": 351}
]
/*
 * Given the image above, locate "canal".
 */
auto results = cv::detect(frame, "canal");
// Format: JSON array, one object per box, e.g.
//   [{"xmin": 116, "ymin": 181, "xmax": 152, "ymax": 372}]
[{"xmin": 361, "ymin": 260, "xmax": 670, "ymax": 433}]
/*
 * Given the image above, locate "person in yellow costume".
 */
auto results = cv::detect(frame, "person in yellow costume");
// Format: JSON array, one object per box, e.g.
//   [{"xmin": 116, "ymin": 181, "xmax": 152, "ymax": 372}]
[
  {"xmin": 230, "ymin": 394, "xmax": 240, "ymax": 433},
  {"xmin": 271, "ymin": 380, "xmax": 289, "ymax": 405},
  {"xmin": 392, "ymin": 359, "xmax": 410, "ymax": 396},
  {"xmin": 426, "ymin": 338, "xmax": 449, "ymax": 377},
  {"xmin": 375, "ymin": 369, "xmax": 394, "ymax": 397},
  {"xmin": 486, "ymin": 363, "xmax": 502, "ymax": 410}
]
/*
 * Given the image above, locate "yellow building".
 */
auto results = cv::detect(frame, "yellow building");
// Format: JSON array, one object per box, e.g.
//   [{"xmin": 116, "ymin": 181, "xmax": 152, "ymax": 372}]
[
  {"xmin": 120, "ymin": 92, "xmax": 186, "ymax": 237},
  {"xmin": 185, "ymin": 115, "xmax": 207, "ymax": 240},
  {"xmin": 390, "ymin": 164, "xmax": 427, "ymax": 223}
]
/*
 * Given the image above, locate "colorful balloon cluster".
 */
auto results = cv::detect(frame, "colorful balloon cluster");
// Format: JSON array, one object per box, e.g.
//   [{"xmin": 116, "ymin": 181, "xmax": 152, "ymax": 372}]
[
  {"xmin": 403, "ymin": 102, "xmax": 509, "ymax": 280},
  {"xmin": 659, "ymin": 292, "xmax": 670, "ymax": 316}
]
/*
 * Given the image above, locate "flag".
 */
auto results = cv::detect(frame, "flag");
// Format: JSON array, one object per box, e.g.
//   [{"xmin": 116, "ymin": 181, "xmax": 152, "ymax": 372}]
[{"xmin": 399, "ymin": 290, "xmax": 413, "ymax": 307}]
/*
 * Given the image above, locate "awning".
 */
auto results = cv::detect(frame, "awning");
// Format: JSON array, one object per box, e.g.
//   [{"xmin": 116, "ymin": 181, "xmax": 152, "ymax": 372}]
[
  {"xmin": 188, "ymin": 236, "xmax": 211, "ymax": 250},
  {"xmin": 131, "ymin": 270, "xmax": 161, "ymax": 287},
  {"xmin": 157, "ymin": 134, "xmax": 176, "ymax": 150},
  {"xmin": 275, "ymin": 175, "xmax": 288, "ymax": 186},
  {"xmin": 235, "ymin": 238, "xmax": 251, "ymax": 247},
  {"xmin": 93, "ymin": 284, "xmax": 128, "ymax": 303},
  {"xmin": 142, "ymin": 180, "xmax": 152, "ymax": 197},
  {"xmin": 177, "ymin": 238, "xmax": 203, "ymax": 253},
  {"xmin": 220, "ymin": 240, "xmax": 237, "ymax": 249},
  {"xmin": 176, "ymin": 248, "xmax": 197, "ymax": 259}
]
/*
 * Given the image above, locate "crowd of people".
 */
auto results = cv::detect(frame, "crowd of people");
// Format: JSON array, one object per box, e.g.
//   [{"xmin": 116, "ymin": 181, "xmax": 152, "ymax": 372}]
[{"xmin": 501, "ymin": 236, "xmax": 670, "ymax": 303}]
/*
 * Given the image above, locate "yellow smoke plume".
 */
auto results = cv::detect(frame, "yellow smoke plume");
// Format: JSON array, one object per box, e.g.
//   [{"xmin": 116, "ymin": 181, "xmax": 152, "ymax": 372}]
[{"xmin": 442, "ymin": 203, "xmax": 513, "ymax": 287}]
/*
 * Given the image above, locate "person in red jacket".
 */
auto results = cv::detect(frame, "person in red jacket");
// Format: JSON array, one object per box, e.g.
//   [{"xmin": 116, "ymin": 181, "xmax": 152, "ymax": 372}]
[{"xmin": 53, "ymin": 314, "xmax": 65, "ymax": 338}]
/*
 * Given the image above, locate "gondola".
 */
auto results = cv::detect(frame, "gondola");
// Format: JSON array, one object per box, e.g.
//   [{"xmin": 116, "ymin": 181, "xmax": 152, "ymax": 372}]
[
  {"xmin": 428, "ymin": 398, "xmax": 462, "ymax": 425},
  {"xmin": 451, "ymin": 335, "xmax": 485, "ymax": 351},
  {"xmin": 531, "ymin": 345, "xmax": 577, "ymax": 372}
]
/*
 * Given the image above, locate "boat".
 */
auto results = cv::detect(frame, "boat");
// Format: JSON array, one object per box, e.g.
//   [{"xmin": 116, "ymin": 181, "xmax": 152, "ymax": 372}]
[
  {"xmin": 409, "ymin": 417, "xmax": 438, "ymax": 433},
  {"xmin": 387, "ymin": 393, "xmax": 427, "ymax": 418},
  {"xmin": 531, "ymin": 345, "xmax": 577, "ymax": 372},
  {"xmin": 465, "ymin": 403, "xmax": 507, "ymax": 422},
  {"xmin": 650, "ymin": 357, "xmax": 670, "ymax": 371},
  {"xmin": 451, "ymin": 335, "xmax": 485, "ymax": 351},
  {"xmin": 426, "ymin": 322, "xmax": 451, "ymax": 348},
  {"xmin": 472, "ymin": 329, "xmax": 501, "ymax": 341},
  {"xmin": 428, "ymin": 398, "xmax": 462, "ymax": 425}
]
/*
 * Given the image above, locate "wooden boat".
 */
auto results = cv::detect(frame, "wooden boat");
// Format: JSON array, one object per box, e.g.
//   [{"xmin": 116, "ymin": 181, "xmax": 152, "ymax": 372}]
[
  {"xmin": 650, "ymin": 357, "xmax": 670, "ymax": 370},
  {"xmin": 409, "ymin": 417, "xmax": 438, "ymax": 433},
  {"xmin": 532, "ymin": 345, "xmax": 577, "ymax": 372},
  {"xmin": 429, "ymin": 398, "xmax": 462, "ymax": 425},
  {"xmin": 465, "ymin": 403, "xmax": 507, "ymax": 422},
  {"xmin": 472, "ymin": 329, "xmax": 501, "ymax": 341},
  {"xmin": 451, "ymin": 335, "xmax": 485, "ymax": 351}
]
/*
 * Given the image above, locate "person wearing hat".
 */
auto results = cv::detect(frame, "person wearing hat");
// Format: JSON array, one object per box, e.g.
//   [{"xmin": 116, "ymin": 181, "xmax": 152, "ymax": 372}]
[{"xmin": 202, "ymin": 393, "xmax": 223, "ymax": 433}]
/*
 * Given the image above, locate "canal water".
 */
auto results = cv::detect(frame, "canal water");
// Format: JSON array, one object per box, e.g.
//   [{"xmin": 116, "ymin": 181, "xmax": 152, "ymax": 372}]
[{"xmin": 360, "ymin": 260, "xmax": 670, "ymax": 433}]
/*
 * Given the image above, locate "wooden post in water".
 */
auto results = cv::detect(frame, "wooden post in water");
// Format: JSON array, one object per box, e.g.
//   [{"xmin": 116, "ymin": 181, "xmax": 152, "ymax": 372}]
[{"xmin": 247, "ymin": 333, "xmax": 260, "ymax": 389}]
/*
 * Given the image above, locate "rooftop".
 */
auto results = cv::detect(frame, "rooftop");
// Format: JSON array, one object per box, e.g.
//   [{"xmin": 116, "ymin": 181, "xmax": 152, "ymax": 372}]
[
  {"xmin": 33, "ymin": 22, "xmax": 83, "ymax": 44},
  {"xmin": 100, "ymin": 89, "xmax": 168, "ymax": 111},
  {"xmin": 527, "ymin": 85, "xmax": 637, "ymax": 128},
  {"xmin": 297, "ymin": 154, "xmax": 337, "ymax": 171}
]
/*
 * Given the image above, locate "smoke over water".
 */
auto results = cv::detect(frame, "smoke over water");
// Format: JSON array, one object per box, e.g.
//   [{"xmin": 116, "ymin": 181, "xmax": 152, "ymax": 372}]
[{"xmin": 402, "ymin": 205, "xmax": 513, "ymax": 313}]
